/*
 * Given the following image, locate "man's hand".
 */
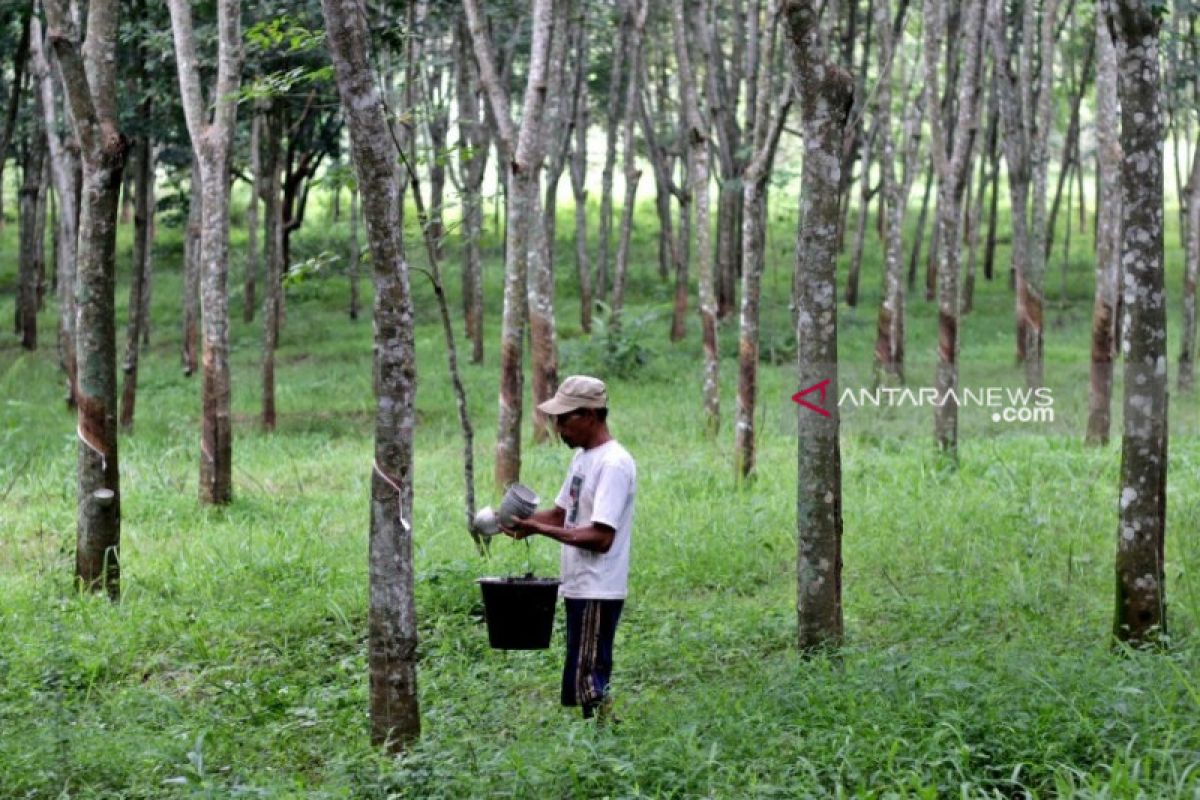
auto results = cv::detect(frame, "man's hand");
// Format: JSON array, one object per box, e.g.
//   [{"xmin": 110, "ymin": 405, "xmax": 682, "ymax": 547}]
[{"xmin": 500, "ymin": 515, "xmax": 541, "ymax": 540}]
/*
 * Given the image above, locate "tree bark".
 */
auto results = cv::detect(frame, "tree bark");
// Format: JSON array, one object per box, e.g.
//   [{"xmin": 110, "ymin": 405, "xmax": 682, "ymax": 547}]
[
  {"xmin": 30, "ymin": 17, "xmax": 80, "ymax": 405},
  {"xmin": 456, "ymin": 17, "xmax": 489, "ymax": 361},
  {"xmin": 1107, "ymin": 0, "xmax": 1168, "ymax": 647},
  {"xmin": 527, "ymin": 0, "xmax": 571, "ymax": 445},
  {"xmin": 168, "ymin": 0, "xmax": 243, "ymax": 505},
  {"xmin": 0, "ymin": 6, "xmax": 31, "ymax": 234},
  {"xmin": 464, "ymin": 0, "xmax": 556, "ymax": 488},
  {"xmin": 873, "ymin": 0, "xmax": 919, "ymax": 384},
  {"xmin": 244, "ymin": 110, "xmax": 261, "ymax": 323},
  {"xmin": 182, "ymin": 159, "xmax": 201, "ymax": 376},
  {"xmin": 596, "ymin": 0, "xmax": 632, "ymax": 304},
  {"xmin": 609, "ymin": 0, "xmax": 649, "ymax": 335},
  {"xmin": 568, "ymin": 13, "xmax": 593, "ymax": 334},
  {"xmin": 261, "ymin": 107, "xmax": 283, "ymax": 432},
  {"xmin": 785, "ymin": 0, "xmax": 852, "ymax": 653},
  {"xmin": 119, "ymin": 132, "xmax": 152, "ymax": 431},
  {"xmin": 348, "ymin": 186, "xmax": 361, "ymax": 321},
  {"xmin": 322, "ymin": 0, "xmax": 421, "ymax": 748},
  {"xmin": 1180, "ymin": 142, "xmax": 1200, "ymax": 392},
  {"xmin": 45, "ymin": 0, "xmax": 127, "ymax": 599},
  {"xmin": 735, "ymin": 0, "xmax": 789, "ymax": 480},
  {"xmin": 928, "ymin": 0, "xmax": 986, "ymax": 458},
  {"xmin": 1087, "ymin": 16, "xmax": 1122, "ymax": 445},
  {"xmin": 673, "ymin": 0, "xmax": 719, "ymax": 435},
  {"xmin": 17, "ymin": 98, "xmax": 46, "ymax": 350}
]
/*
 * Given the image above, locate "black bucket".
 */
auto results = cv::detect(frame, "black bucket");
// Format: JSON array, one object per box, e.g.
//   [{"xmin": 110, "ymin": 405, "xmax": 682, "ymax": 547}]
[{"xmin": 476, "ymin": 576, "xmax": 560, "ymax": 650}]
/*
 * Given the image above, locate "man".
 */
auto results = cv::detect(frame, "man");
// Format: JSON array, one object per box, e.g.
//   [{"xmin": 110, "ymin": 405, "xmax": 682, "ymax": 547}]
[{"xmin": 502, "ymin": 375, "xmax": 637, "ymax": 720}]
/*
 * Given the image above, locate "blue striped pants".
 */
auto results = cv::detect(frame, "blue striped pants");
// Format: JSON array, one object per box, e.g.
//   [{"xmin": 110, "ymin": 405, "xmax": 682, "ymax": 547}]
[{"xmin": 561, "ymin": 598, "xmax": 624, "ymax": 717}]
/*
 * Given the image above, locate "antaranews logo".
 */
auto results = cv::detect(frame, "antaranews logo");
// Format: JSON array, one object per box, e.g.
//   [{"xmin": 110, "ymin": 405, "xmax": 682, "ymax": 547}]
[{"xmin": 792, "ymin": 381, "xmax": 1055, "ymax": 423}]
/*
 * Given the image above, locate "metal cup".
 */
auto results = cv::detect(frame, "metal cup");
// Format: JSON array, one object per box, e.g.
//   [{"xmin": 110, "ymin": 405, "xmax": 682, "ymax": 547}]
[{"xmin": 498, "ymin": 483, "xmax": 538, "ymax": 526}]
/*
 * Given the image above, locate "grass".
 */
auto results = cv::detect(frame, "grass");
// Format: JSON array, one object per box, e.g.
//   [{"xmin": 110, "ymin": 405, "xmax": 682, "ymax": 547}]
[{"xmin": 1, "ymin": 185, "xmax": 1200, "ymax": 798}]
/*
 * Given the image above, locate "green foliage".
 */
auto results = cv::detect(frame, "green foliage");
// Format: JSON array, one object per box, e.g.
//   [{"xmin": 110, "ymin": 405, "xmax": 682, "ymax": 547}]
[{"xmin": 559, "ymin": 301, "xmax": 655, "ymax": 379}]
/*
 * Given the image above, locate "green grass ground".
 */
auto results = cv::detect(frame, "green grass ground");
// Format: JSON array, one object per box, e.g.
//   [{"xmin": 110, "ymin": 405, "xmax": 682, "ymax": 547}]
[{"xmin": 2, "ymin": 188, "xmax": 1200, "ymax": 798}]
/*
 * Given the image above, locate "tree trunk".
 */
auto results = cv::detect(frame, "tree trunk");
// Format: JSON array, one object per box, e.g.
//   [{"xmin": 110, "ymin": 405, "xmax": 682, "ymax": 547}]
[
  {"xmin": 907, "ymin": 165, "xmax": 934, "ymax": 290},
  {"xmin": 1180, "ymin": 143, "xmax": 1200, "ymax": 392},
  {"xmin": 845, "ymin": 123, "xmax": 874, "ymax": 310},
  {"xmin": 322, "ymin": 0, "xmax": 422, "ymax": 748},
  {"xmin": 597, "ymin": 0, "xmax": 632, "ymax": 304},
  {"xmin": 456, "ymin": 17, "xmax": 489, "ymax": 362},
  {"xmin": 610, "ymin": 0, "xmax": 649, "ymax": 336},
  {"xmin": 735, "ymin": 0, "xmax": 789, "ymax": 480},
  {"xmin": 673, "ymin": 0, "xmax": 719, "ymax": 435},
  {"xmin": 464, "ymin": 0, "xmax": 556, "ymax": 488},
  {"xmin": 182, "ymin": 159, "xmax": 201, "ymax": 376},
  {"xmin": 120, "ymin": 133, "xmax": 153, "ymax": 431},
  {"xmin": 348, "ymin": 186, "xmax": 361, "ymax": 321},
  {"xmin": 786, "ymin": 0, "xmax": 852, "ymax": 652},
  {"xmin": 0, "ymin": 7, "xmax": 31, "ymax": 236},
  {"xmin": 527, "ymin": 0, "xmax": 573, "ymax": 445},
  {"xmin": 928, "ymin": 0, "xmax": 986, "ymax": 458},
  {"xmin": 30, "ymin": 17, "xmax": 80, "ymax": 404},
  {"xmin": 872, "ymin": 0, "xmax": 917, "ymax": 384},
  {"xmin": 568, "ymin": 14, "xmax": 592, "ymax": 335},
  {"xmin": 245, "ymin": 110, "xmax": 261, "ymax": 323},
  {"xmin": 17, "ymin": 106, "xmax": 47, "ymax": 350},
  {"xmin": 46, "ymin": 0, "xmax": 127, "ymax": 599},
  {"xmin": 168, "ymin": 0, "xmax": 243, "ymax": 506},
  {"xmin": 1108, "ymin": 0, "xmax": 1168, "ymax": 647},
  {"xmin": 1044, "ymin": 35, "xmax": 1093, "ymax": 261},
  {"xmin": 261, "ymin": 107, "xmax": 283, "ymax": 431}
]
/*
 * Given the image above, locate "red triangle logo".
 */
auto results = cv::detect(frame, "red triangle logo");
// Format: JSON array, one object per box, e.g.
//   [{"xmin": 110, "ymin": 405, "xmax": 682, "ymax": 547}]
[{"xmin": 791, "ymin": 379, "xmax": 832, "ymax": 417}]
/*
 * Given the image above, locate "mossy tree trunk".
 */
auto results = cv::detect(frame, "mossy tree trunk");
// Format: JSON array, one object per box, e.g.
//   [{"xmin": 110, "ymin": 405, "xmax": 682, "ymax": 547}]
[
  {"xmin": 322, "ymin": 0, "xmax": 422, "ymax": 750},
  {"xmin": 785, "ymin": 0, "xmax": 853, "ymax": 652},
  {"xmin": 45, "ymin": 0, "xmax": 128, "ymax": 599},
  {"xmin": 1107, "ymin": 0, "xmax": 1169, "ymax": 647}
]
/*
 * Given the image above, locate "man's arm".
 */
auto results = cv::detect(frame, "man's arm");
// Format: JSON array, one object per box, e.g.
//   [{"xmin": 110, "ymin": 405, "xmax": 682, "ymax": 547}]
[
  {"xmin": 525, "ymin": 505, "xmax": 566, "ymax": 528},
  {"xmin": 503, "ymin": 513, "xmax": 615, "ymax": 554}
]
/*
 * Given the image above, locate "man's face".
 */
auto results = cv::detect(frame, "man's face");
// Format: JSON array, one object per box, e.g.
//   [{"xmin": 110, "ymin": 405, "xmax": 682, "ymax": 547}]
[{"xmin": 554, "ymin": 408, "xmax": 590, "ymax": 447}]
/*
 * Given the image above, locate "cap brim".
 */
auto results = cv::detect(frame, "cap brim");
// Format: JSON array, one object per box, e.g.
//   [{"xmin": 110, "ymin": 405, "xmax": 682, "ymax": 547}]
[{"xmin": 537, "ymin": 397, "xmax": 577, "ymax": 415}]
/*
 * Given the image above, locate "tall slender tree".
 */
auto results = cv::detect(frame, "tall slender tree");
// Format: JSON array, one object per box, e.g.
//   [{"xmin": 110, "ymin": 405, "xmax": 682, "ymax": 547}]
[
  {"xmin": 322, "ymin": 0, "xmax": 422, "ymax": 750},
  {"xmin": 735, "ymin": 0, "xmax": 791, "ymax": 480},
  {"xmin": 16, "ymin": 91, "xmax": 46, "ymax": 350},
  {"xmin": 168, "ymin": 0, "xmax": 243, "ymax": 504},
  {"xmin": 455, "ymin": 16, "xmax": 489, "ymax": 361},
  {"xmin": 673, "ymin": 0, "xmax": 719, "ymax": 435},
  {"xmin": 44, "ymin": 0, "xmax": 127, "ymax": 598},
  {"xmin": 1107, "ymin": 0, "xmax": 1169, "ymax": 646},
  {"xmin": 29, "ymin": 15, "xmax": 79, "ymax": 405},
  {"xmin": 1087, "ymin": 17, "xmax": 1122, "ymax": 445},
  {"xmin": 785, "ymin": 0, "xmax": 853, "ymax": 651},
  {"xmin": 464, "ymin": 0, "xmax": 556, "ymax": 488},
  {"xmin": 928, "ymin": 0, "xmax": 986, "ymax": 457}
]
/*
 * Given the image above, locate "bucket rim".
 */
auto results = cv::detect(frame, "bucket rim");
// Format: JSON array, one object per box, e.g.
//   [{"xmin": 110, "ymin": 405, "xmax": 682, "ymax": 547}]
[{"xmin": 476, "ymin": 575, "xmax": 561, "ymax": 587}]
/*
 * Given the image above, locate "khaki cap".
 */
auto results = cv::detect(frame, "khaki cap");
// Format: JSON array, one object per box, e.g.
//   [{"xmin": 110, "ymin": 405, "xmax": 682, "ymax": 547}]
[{"xmin": 536, "ymin": 375, "xmax": 608, "ymax": 415}]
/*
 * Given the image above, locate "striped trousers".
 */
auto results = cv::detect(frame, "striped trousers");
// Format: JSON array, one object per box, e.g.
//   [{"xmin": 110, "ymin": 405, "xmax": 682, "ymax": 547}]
[{"xmin": 561, "ymin": 598, "xmax": 624, "ymax": 717}]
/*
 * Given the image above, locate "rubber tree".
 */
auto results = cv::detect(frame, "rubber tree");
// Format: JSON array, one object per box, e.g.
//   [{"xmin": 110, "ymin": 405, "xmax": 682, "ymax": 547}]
[
  {"xmin": 44, "ymin": 0, "xmax": 127, "ymax": 598},
  {"xmin": 672, "ymin": 0, "xmax": 720, "ymax": 435},
  {"xmin": 734, "ymin": 0, "xmax": 791, "ymax": 480},
  {"xmin": 928, "ymin": 0, "xmax": 986, "ymax": 458},
  {"xmin": 29, "ymin": 14, "xmax": 80, "ymax": 406},
  {"xmin": 1107, "ymin": 0, "xmax": 1169, "ymax": 647},
  {"xmin": 463, "ymin": 0, "xmax": 556, "ymax": 489},
  {"xmin": 322, "ymin": 0, "xmax": 421, "ymax": 750},
  {"xmin": 785, "ymin": 0, "xmax": 853, "ymax": 652},
  {"xmin": 1087, "ymin": 17, "xmax": 1122, "ymax": 445},
  {"xmin": 167, "ymin": 0, "xmax": 243, "ymax": 505}
]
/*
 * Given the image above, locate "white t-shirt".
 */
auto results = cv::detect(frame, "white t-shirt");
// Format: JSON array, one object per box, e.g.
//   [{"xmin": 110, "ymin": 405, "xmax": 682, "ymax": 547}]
[{"xmin": 553, "ymin": 439, "xmax": 637, "ymax": 599}]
